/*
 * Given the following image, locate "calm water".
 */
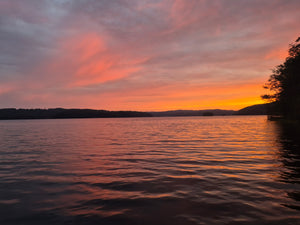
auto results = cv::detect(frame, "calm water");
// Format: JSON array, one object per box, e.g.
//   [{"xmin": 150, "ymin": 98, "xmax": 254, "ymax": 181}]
[{"xmin": 0, "ymin": 116, "xmax": 299, "ymax": 225}]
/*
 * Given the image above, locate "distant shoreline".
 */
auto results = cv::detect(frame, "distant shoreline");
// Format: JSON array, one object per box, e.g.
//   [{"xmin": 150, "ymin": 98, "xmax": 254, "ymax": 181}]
[
  {"xmin": 0, "ymin": 108, "xmax": 152, "ymax": 120},
  {"xmin": 0, "ymin": 104, "xmax": 270, "ymax": 120}
]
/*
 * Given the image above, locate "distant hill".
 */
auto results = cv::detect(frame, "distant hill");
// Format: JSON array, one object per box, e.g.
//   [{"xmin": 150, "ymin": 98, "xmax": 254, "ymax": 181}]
[
  {"xmin": 237, "ymin": 103, "xmax": 274, "ymax": 115},
  {"xmin": 0, "ymin": 108, "xmax": 152, "ymax": 120},
  {"xmin": 0, "ymin": 104, "xmax": 278, "ymax": 120},
  {"xmin": 149, "ymin": 109, "xmax": 236, "ymax": 117}
]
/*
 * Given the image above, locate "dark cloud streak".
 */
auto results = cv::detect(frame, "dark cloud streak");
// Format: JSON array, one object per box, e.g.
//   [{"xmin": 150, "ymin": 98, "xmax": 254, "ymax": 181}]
[{"xmin": 0, "ymin": 0, "xmax": 299, "ymax": 109}]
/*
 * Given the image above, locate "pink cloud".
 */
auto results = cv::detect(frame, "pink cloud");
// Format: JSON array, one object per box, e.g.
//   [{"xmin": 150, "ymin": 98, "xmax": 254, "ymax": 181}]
[{"xmin": 1, "ymin": 0, "xmax": 300, "ymax": 110}]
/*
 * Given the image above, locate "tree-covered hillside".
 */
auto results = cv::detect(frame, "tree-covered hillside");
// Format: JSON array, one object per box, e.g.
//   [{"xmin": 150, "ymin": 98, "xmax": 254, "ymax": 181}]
[{"xmin": 262, "ymin": 37, "xmax": 300, "ymax": 120}]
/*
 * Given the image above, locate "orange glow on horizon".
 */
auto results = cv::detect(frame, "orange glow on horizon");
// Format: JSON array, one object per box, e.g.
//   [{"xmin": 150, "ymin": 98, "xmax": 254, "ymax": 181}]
[
  {"xmin": 1, "ymin": 1, "xmax": 298, "ymax": 110},
  {"xmin": 129, "ymin": 97, "xmax": 265, "ymax": 112}
]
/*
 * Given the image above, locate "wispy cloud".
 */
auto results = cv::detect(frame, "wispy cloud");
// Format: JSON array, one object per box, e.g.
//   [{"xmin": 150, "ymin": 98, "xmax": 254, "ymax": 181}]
[{"xmin": 0, "ymin": 0, "xmax": 299, "ymax": 110}]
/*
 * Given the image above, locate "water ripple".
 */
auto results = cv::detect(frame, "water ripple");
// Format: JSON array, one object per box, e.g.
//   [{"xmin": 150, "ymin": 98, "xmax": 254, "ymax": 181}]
[{"xmin": 0, "ymin": 116, "xmax": 300, "ymax": 224}]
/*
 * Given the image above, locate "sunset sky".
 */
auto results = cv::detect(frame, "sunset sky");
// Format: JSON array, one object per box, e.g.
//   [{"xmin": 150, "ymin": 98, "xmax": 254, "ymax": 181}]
[{"xmin": 0, "ymin": 0, "xmax": 299, "ymax": 111}]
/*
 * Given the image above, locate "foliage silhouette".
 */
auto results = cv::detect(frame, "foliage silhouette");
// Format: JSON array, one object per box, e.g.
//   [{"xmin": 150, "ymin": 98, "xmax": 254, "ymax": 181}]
[
  {"xmin": 0, "ymin": 108, "xmax": 152, "ymax": 120},
  {"xmin": 202, "ymin": 112, "xmax": 214, "ymax": 116},
  {"xmin": 262, "ymin": 37, "xmax": 300, "ymax": 120}
]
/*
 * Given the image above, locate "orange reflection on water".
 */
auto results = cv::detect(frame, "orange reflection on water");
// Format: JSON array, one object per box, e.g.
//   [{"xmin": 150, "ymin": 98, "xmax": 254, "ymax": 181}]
[{"xmin": 4, "ymin": 116, "xmax": 297, "ymax": 223}]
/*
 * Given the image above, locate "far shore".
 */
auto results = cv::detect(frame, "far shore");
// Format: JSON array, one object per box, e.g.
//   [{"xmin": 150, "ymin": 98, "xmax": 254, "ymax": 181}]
[{"xmin": 0, "ymin": 104, "xmax": 269, "ymax": 120}]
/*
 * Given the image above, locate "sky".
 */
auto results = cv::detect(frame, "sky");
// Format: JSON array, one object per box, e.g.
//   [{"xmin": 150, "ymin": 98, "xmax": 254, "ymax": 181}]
[{"xmin": 0, "ymin": 0, "xmax": 299, "ymax": 111}]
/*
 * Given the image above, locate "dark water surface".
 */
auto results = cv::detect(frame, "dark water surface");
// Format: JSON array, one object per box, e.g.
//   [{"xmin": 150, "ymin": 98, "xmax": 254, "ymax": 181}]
[{"xmin": 0, "ymin": 116, "xmax": 299, "ymax": 225}]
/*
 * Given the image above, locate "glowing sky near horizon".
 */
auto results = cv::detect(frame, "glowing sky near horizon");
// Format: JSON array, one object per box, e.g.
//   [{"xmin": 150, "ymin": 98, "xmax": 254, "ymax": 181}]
[{"xmin": 0, "ymin": 0, "xmax": 299, "ymax": 111}]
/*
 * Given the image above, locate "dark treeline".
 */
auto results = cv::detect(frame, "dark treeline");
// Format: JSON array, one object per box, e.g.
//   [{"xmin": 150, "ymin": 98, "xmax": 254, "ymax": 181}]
[
  {"xmin": 150, "ymin": 109, "xmax": 236, "ymax": 117},
  {"xmin": 263, "ymin": 37, "xmax": 300, "ymax": 120},
  {"xmin": 0, "ymin": 107, "xmax": 273, "ymax": 120},
  {"xmin": 236, "ymin": 102, "xmax": 279, "ymax": 115},
  {"xmin": 0, "ymin": 108, "xmax": 152, "ymax": 120}
]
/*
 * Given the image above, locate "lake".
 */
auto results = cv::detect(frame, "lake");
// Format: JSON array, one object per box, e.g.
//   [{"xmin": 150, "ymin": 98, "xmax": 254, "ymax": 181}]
[{"xmin": 0, "ymin": 116, "xmax": 299, "ymax": 225}]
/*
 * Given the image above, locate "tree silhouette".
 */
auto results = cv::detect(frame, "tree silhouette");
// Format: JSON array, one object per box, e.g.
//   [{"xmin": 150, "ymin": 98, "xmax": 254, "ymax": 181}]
[{"xmin": 262, "ymin": 37, "xmax": 300, "ymax": 120}]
